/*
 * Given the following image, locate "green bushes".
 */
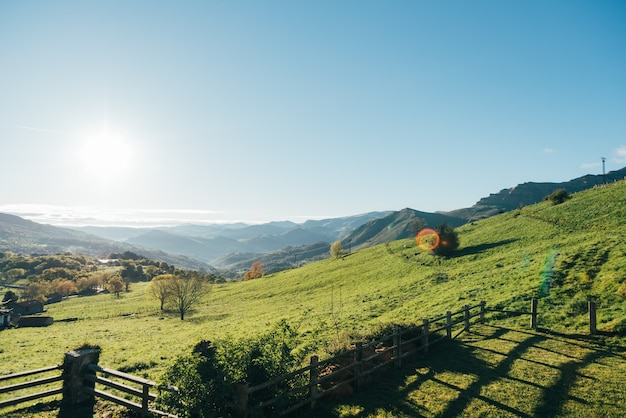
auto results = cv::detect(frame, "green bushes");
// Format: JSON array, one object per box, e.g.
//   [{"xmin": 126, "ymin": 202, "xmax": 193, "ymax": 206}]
[{"xmin": 156, "ymin": 319, "xmax": 307, "ymax": 417}]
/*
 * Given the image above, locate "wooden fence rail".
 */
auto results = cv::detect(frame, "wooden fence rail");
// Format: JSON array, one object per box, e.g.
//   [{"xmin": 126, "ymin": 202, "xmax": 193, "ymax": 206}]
[
  {"xmin": 0, "ymin": 349, "xmax": 175, "ymax": 417},
  {"xmin": 81, "ymin": 364, "xmax": 175, "ymax": 418},
  {"xmin": 241, "ymin": 301, "xmax": 487, "ymax": 416},
  {"xmin": 0, "ymin": 365, "xmax": 63, "ymax": 409}
]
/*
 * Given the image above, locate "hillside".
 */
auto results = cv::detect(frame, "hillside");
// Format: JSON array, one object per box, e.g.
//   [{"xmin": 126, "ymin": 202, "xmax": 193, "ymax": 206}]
[
  {"xmin": 448, "ymin": 166, "xmax": 626, "ymax": 220},
  {"xmin": 62, "ymin": 168, "xmax": 626, "ymax": 277},
  {"xmin": 2, "ymin": 181, "xmax": 626, "ymax": 417},
  {"xmin": 343, "ymin": 207, "xmax": 466, "ymax": 251},
  {"xmin": 2, "ymin": 181, "xmax": 625, "ymax": 375}
]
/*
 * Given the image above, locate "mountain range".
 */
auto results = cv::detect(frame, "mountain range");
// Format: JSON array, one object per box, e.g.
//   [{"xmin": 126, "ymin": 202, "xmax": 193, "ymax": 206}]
[{"xmin": 1, "ymin": 167, "xmax": 622, "ymax": 278}]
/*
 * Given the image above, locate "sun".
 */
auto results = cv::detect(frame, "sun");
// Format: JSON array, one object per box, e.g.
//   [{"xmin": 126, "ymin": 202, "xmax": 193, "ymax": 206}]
[{"xmin": 76, "ymin": 131, "xmax": 134, "ymax": 183}]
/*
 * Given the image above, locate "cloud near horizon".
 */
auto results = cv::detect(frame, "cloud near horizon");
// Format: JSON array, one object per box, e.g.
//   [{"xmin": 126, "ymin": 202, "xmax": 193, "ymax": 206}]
[{"xmin": 614, "ymin": 146, "xmax": 626, "ymax": 164}]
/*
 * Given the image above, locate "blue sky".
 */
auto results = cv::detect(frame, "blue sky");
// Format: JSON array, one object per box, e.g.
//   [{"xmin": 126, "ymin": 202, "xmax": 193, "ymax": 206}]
[{"xmin": 1, "ymin": 1, "xmax": 625, "ymax": 226}]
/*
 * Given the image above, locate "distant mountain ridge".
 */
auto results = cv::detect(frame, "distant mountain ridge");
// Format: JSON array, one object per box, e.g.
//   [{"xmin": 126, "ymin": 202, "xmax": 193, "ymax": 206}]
[
  {"xmin": 2, "ymin": 167, "xmax": 623, "ymax": 277},
  {"xmin": 0, "ymin": 213, "xmax": 214, "ymax": 272},
  {"xmin": 447, "ymin": 167, "xmax": 626, "ymax": 220}
]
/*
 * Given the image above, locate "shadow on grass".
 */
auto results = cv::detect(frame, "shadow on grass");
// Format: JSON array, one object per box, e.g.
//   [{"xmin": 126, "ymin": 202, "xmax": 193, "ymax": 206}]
[
  {"xmin": 311, "ymin": 324, "xmax": 621, "ymax": 418},
  {"xmin": 5, "ymin": 399, "xmax": 138, "ymax": 418},
  {"xmin": 455, "ymin": 239, "xmax": 518, "ymax": 258}
]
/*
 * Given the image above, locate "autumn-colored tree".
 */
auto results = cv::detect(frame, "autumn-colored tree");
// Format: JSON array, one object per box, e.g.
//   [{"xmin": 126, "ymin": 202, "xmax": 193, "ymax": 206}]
[
  {"xmin": 250, "ymin": 261, "xmax": 263, "ymax": 278},
  {"xmin": 77, "ymin": 275, "xmax": 102, "ymax": 293},
  {"xmin": 50, "ymin": 279, "xmax": 78, "ymax": 296},
  {"xmin": 23, "ymin": 281, "xmax": 49, "ymax": 302},
  {"xmin": 243, "ymin": 261, "xmax": 264, "ymax": 281}
]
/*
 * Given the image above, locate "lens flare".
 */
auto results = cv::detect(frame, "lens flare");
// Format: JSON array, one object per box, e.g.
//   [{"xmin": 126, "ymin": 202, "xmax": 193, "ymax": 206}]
[
  {"xmin": 416, "ymin": 228, "xmax": 440, "ymax": 251},
  {"xmin": 539, "ymin": 248, "xmax": 558, "ymax": 297}
]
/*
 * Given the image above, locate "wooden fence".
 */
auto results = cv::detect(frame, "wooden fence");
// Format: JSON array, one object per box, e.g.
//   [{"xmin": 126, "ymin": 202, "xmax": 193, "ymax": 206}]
[
  {"xmin": 0, "ymin": 365, "xmax": 63, "ymax": 409},
  {"xmin": 238, "ymin": 301, "xmax": 487, "ymax": 416},
  {"xmin": 81, "ymin": 363, "xmax": 175, "ymax": 418},
  {"xmin": 0, "ymin": 347, "xmax": 173, "ymax": 418},
  {"xmin": 0, "ymin": 298, "xmax": 601, "ymax": 417}
]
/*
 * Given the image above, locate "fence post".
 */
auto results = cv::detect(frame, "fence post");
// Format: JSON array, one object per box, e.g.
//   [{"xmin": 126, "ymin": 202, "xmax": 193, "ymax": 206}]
[
  {"xmin": 234, "ymin": 382, "xmax": 249, "ymax": 417},
  {"xmin": 141, "ymin": 384, "xmax": 149, "ymax": 418},
  {"xmin": 464, "ymin": 305, "xmax": 470, "ymax": 332},
  {"xmin": 354, "ymin": 342, "xmax": 363, "ymax": 390},
  {"xmin": 309, "ymin": 355, "xmax": 319, "ymax": 410},
  {"xmin": 61, "ymin": 347, "xmax": 100, "ymax": 407},
  {"xmin": 421, "ymin": 319, "xmax": 430, "ymax": 354},
  {"xmin": 530, "ymin": 298, "xmax": 538, "ymax": 330},
  {"xmin": 479, "ymin": 301, "xmax": 486, "ymax": 323},
  {"xmin": 589, "ymin": 301, "xmax": 597, "ymax": 335},
  {"xmin": 393, "ymin": 326, "xmax": 401, "ymax": 368},
  {"xmin": 446, "ymin": 311, "xmax": 452, "ymax": 339}
]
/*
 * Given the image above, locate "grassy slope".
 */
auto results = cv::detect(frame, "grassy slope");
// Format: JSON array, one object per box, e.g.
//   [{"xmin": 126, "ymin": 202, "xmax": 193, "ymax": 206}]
[
  {"xmin": 1, "ymin": 182, "xmax": 625, "ymax": 414},
  {"xmin": 319, "ymin": 324, "xmax": 626, "ymax": 417}
]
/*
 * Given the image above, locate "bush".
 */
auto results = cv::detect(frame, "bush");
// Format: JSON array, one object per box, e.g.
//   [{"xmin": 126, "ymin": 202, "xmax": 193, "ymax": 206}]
[
  {"xmin": 545, "ymin": 188, "xmax": 571, "ymax": 205},
  {"xmin": 432, "ymin": 223, "xmax": 460, "ymax": 257},
  {"xmin": 156, "ymin": 341, "xmax": 231, "ymax": 418},
  {"xmin": 157, "ymin": 320, "xmax": 307, "ymax": 417}
]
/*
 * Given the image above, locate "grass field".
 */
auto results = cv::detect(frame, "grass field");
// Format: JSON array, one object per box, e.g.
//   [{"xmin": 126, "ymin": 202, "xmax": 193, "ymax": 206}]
[
  {"xmin": 1, "ymin": 181, "xmax": 626, "ymax": 416},
  {"xmin": 318, "ymin": 324, "xmax": 626, "ymax": 417}
]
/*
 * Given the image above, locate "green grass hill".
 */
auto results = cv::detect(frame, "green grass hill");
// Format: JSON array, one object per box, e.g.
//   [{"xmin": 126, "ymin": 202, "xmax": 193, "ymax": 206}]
[{"xmin": 1, "ymin": 181, "xmax": 626, "ymax": 416}]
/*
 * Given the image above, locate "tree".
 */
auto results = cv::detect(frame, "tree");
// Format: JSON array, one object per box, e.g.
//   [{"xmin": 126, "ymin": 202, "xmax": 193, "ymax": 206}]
[
  {"xmin": 23, "ymin": 281, "xmax": 49, "ymax": 302},
  {"xmin": 545, "ymin": 188, "xmax": 570, "ymax": 205},
  {"xmin": 330, "ymin": 241, "xmax": 345, "ymax": 259},
  {"xmin": 168, "ymin": 272, "xmax": 210, "ymax": 320},
  {"xmin": 107, "ymin": 276, "xmax": 124, "ymax": 298},
  {"xmin": 432, "ymin": 222, "xmax": 460, "ymax": 257},
  {"xmin": 150, "ymin": 274, "xmax": 174, "ymax": 311},
  {"xmin": 2, "ymin": 290, "xmax": 18, "ymax": 304},
  {"xmin": 51, "ymin": 279, "xmax": 78, "ymax": 296},
  {"xmin": 243, "ymin": 261, "xmax": 264, "ymax": 281}
]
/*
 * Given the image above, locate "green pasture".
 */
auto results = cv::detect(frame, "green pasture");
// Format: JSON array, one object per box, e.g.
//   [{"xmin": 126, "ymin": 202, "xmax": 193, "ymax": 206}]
[{"xmin": 1, "ymin": 181, "xmax": 626, "ymax": 416}]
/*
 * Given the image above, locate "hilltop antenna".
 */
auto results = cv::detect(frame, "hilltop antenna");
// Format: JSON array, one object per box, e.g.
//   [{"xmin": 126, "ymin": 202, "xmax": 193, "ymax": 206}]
[{"xmin": 602, "ymin": 157, "xmax": 606, "ymax": 184}]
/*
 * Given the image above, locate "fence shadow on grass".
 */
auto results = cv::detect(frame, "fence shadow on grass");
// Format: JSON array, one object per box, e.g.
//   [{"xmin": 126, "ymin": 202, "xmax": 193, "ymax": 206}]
[
  {"xmin": 5, "ymin": 399, "xmax": 96, "ymax": 418},
  {"xmin": 311, "ymin": 324, "xmax": 622, "ymax": 418}
]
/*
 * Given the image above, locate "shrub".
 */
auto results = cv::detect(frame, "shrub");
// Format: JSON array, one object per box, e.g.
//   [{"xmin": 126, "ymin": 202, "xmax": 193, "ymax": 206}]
[
  {"xmin": 432, "ymin": 223, "xmax": 460, "ymax": 257},
  {"xmin": 545, "ymin": 188, "xmax": 571, "ymax": 205},
  {"xmin": 156, "ymin": 341, "xmax": 231, "ymax": 418},
  {"xmin": 157, "ymin": 320, "xmax": 307, "ymax": 417}
]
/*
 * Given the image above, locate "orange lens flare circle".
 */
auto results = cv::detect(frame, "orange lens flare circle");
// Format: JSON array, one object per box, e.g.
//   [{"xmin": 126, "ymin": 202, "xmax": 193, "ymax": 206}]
[{"xmin": 416, "ymin": 228, "xmax": 440, "ymax": 251}]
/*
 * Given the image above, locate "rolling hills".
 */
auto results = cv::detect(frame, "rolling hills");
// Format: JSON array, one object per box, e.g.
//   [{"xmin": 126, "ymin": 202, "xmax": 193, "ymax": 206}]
[
  {"xmin": 2, "ymin": 180, "xmax": 625, "ymax": 374},
  {"xmin": 2, "ymin": 168, "xmax": 623, "ymax": 280},
  {"xmin": 74, "ymin": 167, "xmax": 626, "ymax": 275},
  {"xmin": 1, "ymin": 179, "xmax": 626, "ymax": 417}
]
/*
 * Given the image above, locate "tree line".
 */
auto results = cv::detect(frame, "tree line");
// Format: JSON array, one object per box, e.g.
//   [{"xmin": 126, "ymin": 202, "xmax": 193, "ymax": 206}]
[{"xmin": 0, "ymin": 251, "xmax": 221, "ymax": 304}]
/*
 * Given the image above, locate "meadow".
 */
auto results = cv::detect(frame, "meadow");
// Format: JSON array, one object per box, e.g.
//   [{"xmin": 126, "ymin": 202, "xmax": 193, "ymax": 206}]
[{"xmin": 1, "ymin": 181, "xmax": 626, "ymax": 416}]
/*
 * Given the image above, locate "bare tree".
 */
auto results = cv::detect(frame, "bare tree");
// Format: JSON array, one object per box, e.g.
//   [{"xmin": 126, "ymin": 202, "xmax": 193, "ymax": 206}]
[
  {"xmin": 150, "ymin": 274, "xmax": 174, "ymax": 311},
  {"xmin": 168, "ymin": 272, "xmax": 210, "ymax": 320}
]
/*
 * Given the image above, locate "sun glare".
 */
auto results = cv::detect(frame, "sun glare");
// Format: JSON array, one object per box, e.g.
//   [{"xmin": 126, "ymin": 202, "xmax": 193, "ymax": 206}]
[{"xmin": 76, "ymin": 131, "xmax": 134, "ymax": 183}]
